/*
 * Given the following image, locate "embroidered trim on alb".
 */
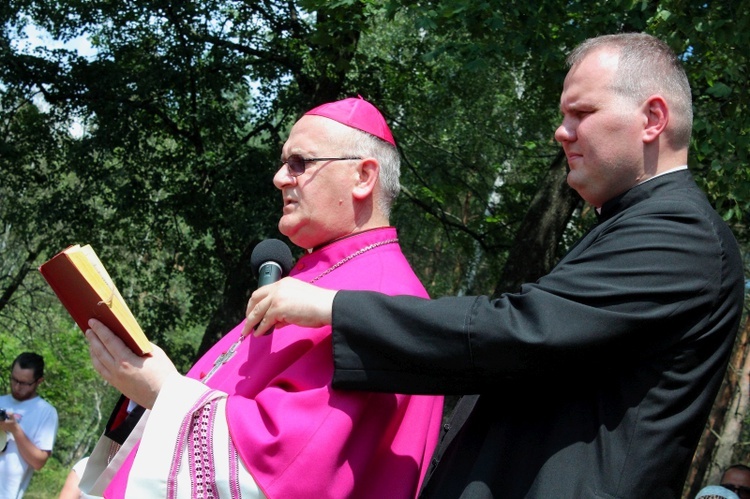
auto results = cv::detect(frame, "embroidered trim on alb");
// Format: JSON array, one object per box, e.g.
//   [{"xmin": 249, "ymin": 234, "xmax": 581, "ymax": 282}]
[
  {"xmin": 190, "ymin": 399, "xmax": 219, "ymax": 498},
  {"xmin": 167, "ymin": 390, "xmax": 218, "ymax": 499},
  {"xmin": 229, "ymin": 435, "xmax": 241, "ymax": 498}
]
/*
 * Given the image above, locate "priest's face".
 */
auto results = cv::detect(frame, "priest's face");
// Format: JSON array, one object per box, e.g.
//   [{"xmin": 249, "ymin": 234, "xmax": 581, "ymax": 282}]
[
  {"xmin": 274, "ymin": 115, "xmax": 361, "ymax": 250},
  {"xmin": 555, "ymin": 48, "xmax": 647, "ymax": 208}
]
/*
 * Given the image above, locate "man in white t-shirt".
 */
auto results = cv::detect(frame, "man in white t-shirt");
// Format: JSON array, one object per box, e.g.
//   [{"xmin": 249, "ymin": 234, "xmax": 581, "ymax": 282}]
[{"xmin": 0, "ymin": 352, "xmax": 59, "ymax": 498}]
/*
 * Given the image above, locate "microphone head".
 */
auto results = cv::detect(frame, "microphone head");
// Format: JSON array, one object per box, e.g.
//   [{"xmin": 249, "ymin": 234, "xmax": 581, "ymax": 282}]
[{"xmin": 251, "ymin": 239, "xmax": 294, "ymax": 278}]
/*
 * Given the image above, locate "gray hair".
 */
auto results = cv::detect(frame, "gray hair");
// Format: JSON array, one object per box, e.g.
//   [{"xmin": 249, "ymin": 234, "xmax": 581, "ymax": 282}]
[
  {"xmin": 336, "ymin": 127, "xmax": 401, "ymax": 218},
  {"xmin": 567, "ymin": 33, "xmax": 693, "ymax": 148}
]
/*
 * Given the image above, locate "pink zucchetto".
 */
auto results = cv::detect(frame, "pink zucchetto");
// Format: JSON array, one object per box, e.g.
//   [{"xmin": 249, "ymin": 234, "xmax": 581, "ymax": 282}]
[{"xmin": 304, "ymin": 96, "xmax": 396, "ymax": 146}]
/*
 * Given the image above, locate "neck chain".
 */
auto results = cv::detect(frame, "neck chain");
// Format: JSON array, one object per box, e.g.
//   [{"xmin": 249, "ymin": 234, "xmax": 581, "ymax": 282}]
[
  {"xmin": 200, "ymin": 237, "xmax": 399, "ymax": 383},
  {"xmin": 310, "ymin": 238, "xmax": 398, "ymax": 282}
]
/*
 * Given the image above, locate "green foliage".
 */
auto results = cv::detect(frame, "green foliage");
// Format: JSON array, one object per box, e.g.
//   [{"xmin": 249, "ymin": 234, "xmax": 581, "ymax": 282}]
[
  {"xmin": 24, "ymin": 458, "xmax": 70, "ymax": 498},
  {"xmin": 0, "ymin": 295, "xmax": 119, "ymax": 495},
  {"xmin": 647, "ymin": 1, "xmax": 750, "ymax": 237}
]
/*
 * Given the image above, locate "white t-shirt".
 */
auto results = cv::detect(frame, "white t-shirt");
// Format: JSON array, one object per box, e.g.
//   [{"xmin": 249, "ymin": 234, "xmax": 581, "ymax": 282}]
[{"xmin": 0, "ymin": 394, "xmax": 59, "ymax": 498}]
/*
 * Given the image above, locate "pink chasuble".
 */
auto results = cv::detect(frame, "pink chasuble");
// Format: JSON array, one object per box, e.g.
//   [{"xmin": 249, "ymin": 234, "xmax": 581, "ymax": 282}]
[{"xmin": 106, "ymin": 227, "xmax": 443, "ymax": 498}]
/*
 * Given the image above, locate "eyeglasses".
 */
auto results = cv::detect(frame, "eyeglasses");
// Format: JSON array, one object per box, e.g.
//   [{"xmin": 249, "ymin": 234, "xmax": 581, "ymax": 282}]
[
  {"xmin": 10, "ymin": 376, "xmax": 39, "ymax": 387},
  {"xmin": 281, "ymin": 154, "xmax": 362, "ymax": 177},
  {"xmin": 722, "ymin": 483, "xmax": 750, "ymax": 497}
]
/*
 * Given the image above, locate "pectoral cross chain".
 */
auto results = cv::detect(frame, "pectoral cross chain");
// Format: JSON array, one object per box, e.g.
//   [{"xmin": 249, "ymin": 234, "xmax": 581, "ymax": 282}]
[
  {"xmin": 201, "ymin": 336, "xmax": 244, "ymax": 383},
  {"xmin": 201, "ymin": 237, "xmax": 399, "ymax": 383}
]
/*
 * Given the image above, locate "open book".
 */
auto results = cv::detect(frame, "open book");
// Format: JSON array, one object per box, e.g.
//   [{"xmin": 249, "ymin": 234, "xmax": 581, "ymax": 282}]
[{"xmin": 39, "ymin": 244, "xmax": 152, "ymax": 356}]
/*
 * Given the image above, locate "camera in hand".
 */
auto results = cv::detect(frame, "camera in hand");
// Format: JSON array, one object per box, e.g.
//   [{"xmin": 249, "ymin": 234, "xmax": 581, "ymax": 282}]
[{"xmin": 0, "ymin": 408, "xmax": 8, "ymax": 421}]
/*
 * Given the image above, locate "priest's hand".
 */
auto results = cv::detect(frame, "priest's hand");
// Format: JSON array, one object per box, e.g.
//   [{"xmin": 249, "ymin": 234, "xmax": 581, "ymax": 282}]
[
  {"xmin": 86, "ymin": 319, "xmax": 178, "ymax": 410},
  {"xmin": 243, "ymin": 277, "xmax": 336, "ymax": 337}
]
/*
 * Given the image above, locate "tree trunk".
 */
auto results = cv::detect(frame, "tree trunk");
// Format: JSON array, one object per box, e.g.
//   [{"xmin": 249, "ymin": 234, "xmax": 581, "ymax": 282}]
[
  {"xmin": 0, "ymin": 246, "xmax": 41, "ymax": 313},
  {"xmin": 196, "ymin": 240, "xmax": 258, "ymax": 359},
  {"xmin": 714, "ymin": 330, "xmax": 750, "ymax": 469},
  {"xmin": 684, "ymin": 317, "xmax": 750, "ymax": 497},
  {"xmin": 493, "ymin": 149, "xmax": 581, "ymax": 295}
]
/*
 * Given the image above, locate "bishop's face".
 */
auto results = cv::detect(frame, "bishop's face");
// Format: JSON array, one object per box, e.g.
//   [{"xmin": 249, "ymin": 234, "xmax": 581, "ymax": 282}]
[{"xmin": 274, "ymin": 115, "xmax": 361, "ymax": 250}]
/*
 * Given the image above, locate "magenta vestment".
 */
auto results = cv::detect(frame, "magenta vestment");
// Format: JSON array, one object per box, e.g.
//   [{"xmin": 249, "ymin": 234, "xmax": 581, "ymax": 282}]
[{"xmin": 105, "ymin": 227, "xmax": 443, "ymax": 498}]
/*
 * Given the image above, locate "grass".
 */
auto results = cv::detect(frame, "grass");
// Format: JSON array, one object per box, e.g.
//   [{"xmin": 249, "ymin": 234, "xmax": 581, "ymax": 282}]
[{"xmin": 23, "ymin": 459, "xmax": 69, "ymax": 498}]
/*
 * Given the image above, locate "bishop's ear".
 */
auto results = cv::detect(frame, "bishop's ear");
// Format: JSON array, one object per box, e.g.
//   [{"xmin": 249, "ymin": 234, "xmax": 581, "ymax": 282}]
[{"xmin": 352, "ymin": 158, "xmax": 379, "ymax": 200}]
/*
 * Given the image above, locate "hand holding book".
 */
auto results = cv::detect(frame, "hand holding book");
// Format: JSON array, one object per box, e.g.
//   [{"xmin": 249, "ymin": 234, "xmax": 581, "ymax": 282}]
[{"xmin": 87, "ymin": 318, "xmax": 176, "ymax": 409}]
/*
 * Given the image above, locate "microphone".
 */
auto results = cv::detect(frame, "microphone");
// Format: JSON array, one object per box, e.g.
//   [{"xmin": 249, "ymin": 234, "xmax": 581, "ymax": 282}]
[
  {"xmin": 251, "ymin": 239, "xmax": 294, "ymax": 288},
  {"xmin": 250, "ymin": 239, "xmax": 294, "ymax": 335}
]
